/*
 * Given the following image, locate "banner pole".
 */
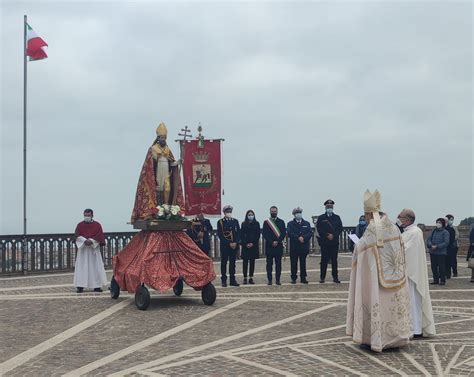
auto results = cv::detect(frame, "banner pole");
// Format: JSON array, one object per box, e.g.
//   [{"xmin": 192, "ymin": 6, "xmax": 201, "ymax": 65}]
[{"xmin": 22, "ymin": 14, "xmax": 28, "ymax": 275}]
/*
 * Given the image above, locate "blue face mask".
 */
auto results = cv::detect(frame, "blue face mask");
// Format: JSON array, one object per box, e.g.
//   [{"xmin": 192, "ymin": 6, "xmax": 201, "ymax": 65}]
[
  {"xmin": 295, "ymin": 213, "xmax": 302, "ymax": 220},
  {"xmin": 359, "ymin": 220, "xmax": 367, "ymax": 226}
]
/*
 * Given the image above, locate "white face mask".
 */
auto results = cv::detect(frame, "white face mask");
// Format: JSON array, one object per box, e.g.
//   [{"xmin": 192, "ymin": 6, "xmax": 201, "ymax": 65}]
[
  {"xmin": 84, "ymin": 216, "xmax": 92, "ymax": 223},
  {"xmin": 225, "ymin": 212, "xmax": 232, "ymax": 219},
  {"xmin": 247, "ymin": 215, "xmax": 254, "ymax": 221},
  {"xmin": 436, "ymin": 223, "xmax": 442, "ymax": 229},
  {"xmin": 396, "ymin": 218, "xmax": 403, "ymax": 227},
  {"xmin": 326, "ymin": 208, "xmax": 333, "ymax": 215},
  {"xmin": 295, "ymin": 213, "xmax": 302, "ymax": 220}
]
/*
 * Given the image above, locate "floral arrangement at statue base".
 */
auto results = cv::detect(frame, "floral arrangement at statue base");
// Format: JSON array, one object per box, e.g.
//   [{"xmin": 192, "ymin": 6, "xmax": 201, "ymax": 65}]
[
  {"xmin": 156, "ymin": 205, "xmax": 186, "ymax": 221},
  {"xmin": 132, "ymin": 205, "xmax": 190, "ymax": 231}
]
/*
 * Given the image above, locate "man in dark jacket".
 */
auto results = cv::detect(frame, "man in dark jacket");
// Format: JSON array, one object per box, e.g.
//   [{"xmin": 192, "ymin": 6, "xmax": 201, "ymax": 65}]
[
  {"xmin": 217, "ymin": 205, "xmax": 241, "ymax": 287},
  {"xmin": 316, "ymin": 199, "xmax": 343, "ymax": 283},
  {"xmin": 262, "ymin": 206, "xmax": 286, "ymax": 285},
  {"xmin": 287, "ymin": 207, "xmax": 313, "ymax": 284},
  {"xmin": 186, "ymin": 213, "xmax": 213, "ymax": 256}
]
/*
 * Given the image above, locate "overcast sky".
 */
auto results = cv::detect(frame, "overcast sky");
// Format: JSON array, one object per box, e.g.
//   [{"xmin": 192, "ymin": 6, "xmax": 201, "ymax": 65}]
[{"xmin": 1, "ymin": 0, "xmax": 472, "ymax": 235}]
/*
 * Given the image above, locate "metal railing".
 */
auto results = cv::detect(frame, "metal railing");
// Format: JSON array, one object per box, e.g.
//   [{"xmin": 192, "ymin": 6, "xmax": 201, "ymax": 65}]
[{"xmin": 0, "ymin": 227, "xmax": 355, "ymax": 275}]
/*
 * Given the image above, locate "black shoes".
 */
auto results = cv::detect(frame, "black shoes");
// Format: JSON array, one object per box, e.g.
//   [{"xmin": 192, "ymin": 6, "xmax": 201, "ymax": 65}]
[
  {"xmin": 439, "ymin": 281, "xmax": 446, "ymax": 286},
  {"xmin": 319, "ymin": 279, "xmax": 325, "ymax": 284},
  {"xmin": 267, "ymin": 281, "xmax": 272, "ymax": 285},
  {"xmin": 413, "ymin": 334, "xmax": 423, "ymax": 339},
  {"xmin": 333, "ymin": 279, "xmax": 341, "ymax": 284},
  {"xmin": 291, "ymin": 280, "xmax": 296, "ymax": 284},
  {"xmin": 301, "ymin": 279, "xmax": 308, "ymax": 284},
  {"xmin": 430, "ymin": 281, "xmax": 439, "ymax": 285},
  {"xmin": 230, "ymin": 280, "xmax": 240, "ymax": 287},
  {"xmin": 276, "ymin": 281, "xmax": 281, "ymax": 285},
  {"xmin": 248, "ymin": 278, "xmax": 254, "ymax": 285},
  {"xmin": 453, "ymin": 272, "xmax": 458, "ymax": 277},
  {"xmin": 93, "ymin": 288, "xmax": 103, "ymax": 292},
  {"xmin": 243, "ymin": 278, "xmax": 248, "ymax": 285},
  {"xmin": 76, "ymin": 287, "xmax": 83, "ymax": 293},
  {"xmin": 222, "ymin": 281, "xmax": 227, "ymax": 287}
]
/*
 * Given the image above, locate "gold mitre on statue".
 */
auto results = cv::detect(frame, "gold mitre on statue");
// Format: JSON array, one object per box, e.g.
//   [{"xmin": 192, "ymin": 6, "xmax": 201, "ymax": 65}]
[
  {"xmin": 363, "ymin": 189, "xmax": 382, "ymax": 213},
  {"xmin": 156, "ymin": 122, "xmax": 168, "ymax": 137}
]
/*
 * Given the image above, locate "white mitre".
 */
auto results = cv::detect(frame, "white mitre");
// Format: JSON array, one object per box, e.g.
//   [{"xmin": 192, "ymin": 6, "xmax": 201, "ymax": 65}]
[{"xmin": 364, "ymin": 189, "xmax": 384, "ymax": 247}]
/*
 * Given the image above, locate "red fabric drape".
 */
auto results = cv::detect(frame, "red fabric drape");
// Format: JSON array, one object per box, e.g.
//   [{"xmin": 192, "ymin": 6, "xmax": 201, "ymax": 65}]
[{"xmin": 113, "ymin": 231, "xmax": 216, "ymax": 293}]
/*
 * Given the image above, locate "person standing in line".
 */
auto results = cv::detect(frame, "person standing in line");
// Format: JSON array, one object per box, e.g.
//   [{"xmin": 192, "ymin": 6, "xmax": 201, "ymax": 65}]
[
  {"xmin": 427, "ymin": 218, "xmax": 450, "ymax": 286},
  {"xmin": 241, "ymin": 210, "xmax": 261, "ymax": 285},
  {"xmin": 349, "ymin": 215, "xmax": 368, "ymax": 253},
  {"xmin": 217, "ymin": 205, "xmax": 241, "ymax": 287},
  {"xmin": 467, "ymin": 224, "xmax": 474, "ymax": 283},
  {"xmin": 262, "ymin": 206, "xmax": 286, "ymax": 285},
  {"xmin": 316, "ymin": 199, "xmax": 343, "ymax": 283},
  {"xmin": 74, "ymin": 209, "xmax": 108, "ymax": 293},
  {"xmin": 186, "ymin": 213, "xmax": 213, "ymax": 256},
  {"xmin": 287, "ymin": 207, "xmax": 312, "ymax": 284},
  {"xmin": 397, "ymin": 208, "xmax": 436, "ymax": 338},
  {"xmin": 445, "ymin": 214, "xmax": 459, "ymax": 279}
]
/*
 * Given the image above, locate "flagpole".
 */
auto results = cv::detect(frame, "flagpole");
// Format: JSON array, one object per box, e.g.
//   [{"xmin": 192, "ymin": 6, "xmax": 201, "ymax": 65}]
[{"xmin": 22, "ymin": 14, "xmax": 28, "ymax": 275}]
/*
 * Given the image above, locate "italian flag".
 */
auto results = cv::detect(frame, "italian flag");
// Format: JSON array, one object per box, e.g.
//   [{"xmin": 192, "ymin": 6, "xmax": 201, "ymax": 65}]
[{"xmin": 26, "ymin": 23, "xmax": 48, "ymax": 61}]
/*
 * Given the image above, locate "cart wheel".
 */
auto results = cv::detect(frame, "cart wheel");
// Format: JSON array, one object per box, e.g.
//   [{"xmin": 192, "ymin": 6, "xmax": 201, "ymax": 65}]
[
  {"xmin": 135, "ymin": 285, "xmax": 150, "ymax": 310},
  {"xmin": 110, "ymin": 277, "xmax": 120, "ymax": 299},
  {"xmin": 201, "ymin": 283, "xmax": 216, "ymax": 306},
  {"xmin": 173, "ymin": 279, "xmax": 184, "ymax": 296}
]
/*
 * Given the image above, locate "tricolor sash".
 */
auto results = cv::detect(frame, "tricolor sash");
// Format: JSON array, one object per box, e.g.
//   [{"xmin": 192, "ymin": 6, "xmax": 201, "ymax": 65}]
[{"xmin": 265, "ymin": 218, "xmax": 281, "ymax": 239}]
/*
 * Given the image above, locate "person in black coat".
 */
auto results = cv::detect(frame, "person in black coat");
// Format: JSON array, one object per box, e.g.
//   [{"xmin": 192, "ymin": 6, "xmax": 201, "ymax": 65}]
[
  {"xmin": 316, "ymin": 199, "xmax": 343, "ymax": 283},
  {"xmin": 186, "ymin": 214, "xmax": 213, "ymax": 256},
  {"xmin": 262, "ymin": 206, "xmax": 286, "ymax": 285},
  {"xmin": 445, "ymin": 214, "xmax": 459, "ymax": 279},
  {"xmin": 287, "ymin": 207, "xmax": 313, "ymax": 284},
  {"xmin": 349, "ymin": 215, "xmax": 367, "ymax": 253},
  {"xmin": 240, "ymin": 209, "xmax": 261, "ymax": 285},
  {"xmin": 217, "ymin": 205, "xmax": 241, "ymax": 287}
]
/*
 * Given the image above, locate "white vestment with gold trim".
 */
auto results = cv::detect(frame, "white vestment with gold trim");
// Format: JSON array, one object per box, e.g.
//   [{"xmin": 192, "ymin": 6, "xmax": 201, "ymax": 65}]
[{"xmin": 346, "ymin": 215, "xmax": 412, "ymax": 352}]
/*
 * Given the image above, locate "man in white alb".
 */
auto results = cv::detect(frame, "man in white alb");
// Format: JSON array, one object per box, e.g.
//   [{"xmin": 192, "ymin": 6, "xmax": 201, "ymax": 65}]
[{"xmin": 397, "ymin": 208, "xmax": 436, "ymax": 338}]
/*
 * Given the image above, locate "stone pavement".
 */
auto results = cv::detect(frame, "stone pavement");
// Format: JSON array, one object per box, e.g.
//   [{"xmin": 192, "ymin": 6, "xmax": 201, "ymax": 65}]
[{"xmin": 0, "ymin": 253, "xmax": 473, "ymax": 376}]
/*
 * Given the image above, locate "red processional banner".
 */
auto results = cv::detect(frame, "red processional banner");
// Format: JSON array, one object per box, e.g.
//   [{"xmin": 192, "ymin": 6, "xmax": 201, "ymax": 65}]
[{"xmin": 182, "ymin": 139, "xmax": 222, "ymax": 217}]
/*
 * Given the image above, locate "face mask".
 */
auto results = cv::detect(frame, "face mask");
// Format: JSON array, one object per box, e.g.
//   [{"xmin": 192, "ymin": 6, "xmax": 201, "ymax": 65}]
[
  {"xmin": 396, "ymin": 218, "xmax": 403, "ymax": 227},
  {"xmin": 247, "ymin": 215, "xmax": 254, "ymax": 221},
  {"xmin": 84, "ymin": 216, "xmax": 92, "ymax": 223},
  {"xmin": 359, "ymin": 220, "xmax": 367, "ymax": 226},
  {"xmin": 448, "ymin": 220, "xmax": 453, "ymax": 226},
  {"xmin": 270, "ymin": 213, "xmax": 277, "ymax": 218},
  {"xmin": 326, "ymin": 208, "xmax": 333, "ymax": 215},
  {"xmin": 436, "ymin": 223, "xmax": 442, "ymax": 229},
  {"xmin": 295, "ymin": 213, "xmax": 302, "ymax": 220},
  {"xmin": 225, "ymin": 212, "xmax": 232, "ymax": 219}
]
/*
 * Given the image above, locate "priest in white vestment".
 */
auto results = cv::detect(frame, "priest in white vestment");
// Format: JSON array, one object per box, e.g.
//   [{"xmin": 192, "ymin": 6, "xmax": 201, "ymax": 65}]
[
  {"xmin": 346, "ymin": 190, "xmax": 412, "ymax": 352},
  {"xmin": 397, "ymin": 209, "xmax": 436, "ymax": 338},
  {"xmin": 73, "ymin": 209, "xmax": 108, "ymax": 293}
]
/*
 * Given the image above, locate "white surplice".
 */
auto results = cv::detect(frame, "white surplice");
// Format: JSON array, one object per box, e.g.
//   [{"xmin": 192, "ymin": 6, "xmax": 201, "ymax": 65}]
[
  {"xmin": 402, "ymin": 223, "xmax": 436, "ymax": 337},
  {"xmin": 346, "ymin": 215, "xmax": 412, "ymax": 352},
  {"xmin": 73, "ymin": 236, "xmax": 107, "ymax": 289}
]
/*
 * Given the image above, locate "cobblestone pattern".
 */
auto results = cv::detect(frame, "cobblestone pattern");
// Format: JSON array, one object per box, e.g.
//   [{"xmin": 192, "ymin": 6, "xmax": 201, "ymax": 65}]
[{"xmin": 0, "ymin": 255, "xmax": 473, "ymax": 376}]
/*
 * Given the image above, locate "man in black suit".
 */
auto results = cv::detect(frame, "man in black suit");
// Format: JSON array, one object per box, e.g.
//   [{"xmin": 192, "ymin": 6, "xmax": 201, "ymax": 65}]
[{"xmin": 262, "ymin": 206, "xmax": 286, "ymax": 285}]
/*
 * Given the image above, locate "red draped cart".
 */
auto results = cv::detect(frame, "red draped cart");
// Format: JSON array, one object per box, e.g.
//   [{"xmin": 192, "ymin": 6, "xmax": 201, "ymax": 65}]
[{"xmin": 110, "ymin": 220, "xmax": 216, "ymax": 310}]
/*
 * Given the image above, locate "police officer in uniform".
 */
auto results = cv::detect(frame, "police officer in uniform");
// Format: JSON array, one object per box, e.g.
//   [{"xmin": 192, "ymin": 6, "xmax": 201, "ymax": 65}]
[
  {"xmin": 316, "ymin": 199, "xmax": 343, "ymax": 283},
  {"xmin": 262, "ymin": 206, "xmax": 286, "ymax": 285},
  {"xmin": 287, "ymin": 207, "xmax": 313, "ymax": 284},
  {"xmin": 217, "ymin": 205, "xmax": 241, "ymax": 287},
  {"xmin": 186, "ymin": 213, "xmax": 213, "ymax": 256}
]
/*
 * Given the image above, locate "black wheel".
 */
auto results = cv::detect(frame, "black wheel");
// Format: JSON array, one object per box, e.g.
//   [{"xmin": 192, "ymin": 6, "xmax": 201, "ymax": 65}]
[
  {"xmin": 201, "ymin": 283, "xmax": 216, "ymax": 306},
  {"xmin": 173, "ymin": 279, "xmax": 184, "ymax": 296},
  {"xmin": 135, "ymin": 284, "xmax": 150, "ymax": 310},
  {"xmin": 110, "ymin": 276, "xmax": 120, "ymax": 299}
]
